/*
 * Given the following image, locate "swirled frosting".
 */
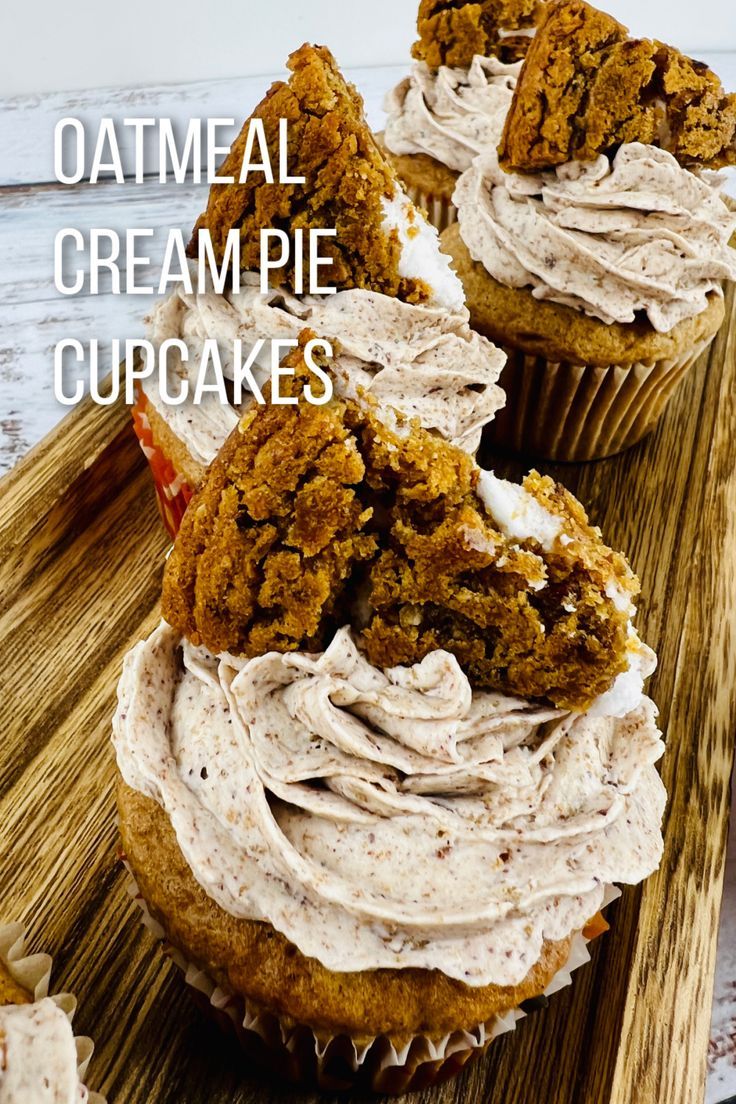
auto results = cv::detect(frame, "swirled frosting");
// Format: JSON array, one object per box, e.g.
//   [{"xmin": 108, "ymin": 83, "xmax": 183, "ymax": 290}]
[
  {"xmin": 114, "ymin": 622, "xmax": 665, "ymax": 988},
  {"xmin": 454, "ymin": 142, "xmax": 736, "ymax": 332},
  {"xmin": 0, "ymin": 999, "xmax": 88, "ymax": 1103},
  {"xmin": 384, "ymin": 57, "xmax": 521, "ymax": 174},
  {"xmin": 144, "ymin": 271, "xmax": 506, "ymax": 465}
]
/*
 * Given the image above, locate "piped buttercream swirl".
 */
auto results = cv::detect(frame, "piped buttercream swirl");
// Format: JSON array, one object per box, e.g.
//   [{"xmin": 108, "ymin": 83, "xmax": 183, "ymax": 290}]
[
  {"xmin": 454, "ymin": 142, "xmax": 736, "ymax": 332},
  {"xmin": 0, "ymin": 999, "xmax": 89, "ymax": 1103},
  {"xmin": 114, "ymin": 622, "xmax": 666, "ymax": 988},
  {"xmin": 144, "ymin": 273, "xmax": 506, "ymax": 465},
  {"xmin": 384, "ymin": 57, "xmax": 520, "ymax": 174}
]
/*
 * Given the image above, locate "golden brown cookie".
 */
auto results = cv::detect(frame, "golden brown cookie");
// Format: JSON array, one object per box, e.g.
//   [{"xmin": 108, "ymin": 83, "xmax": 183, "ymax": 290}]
[
  {"xmin": 360, "ymin": 464, "xmax": 634, "ymax": 709},
  {"xmin": 118, "ymin": 779, "xmax": 575, "ymax": 1043},
  {"xmin": 162, "ymin": 338, "xmax": 377, "ymax": 658},
  {"xmin": 163, "ymin": 334, "xmax": 637, "ymax": 711},
  {"xmin": 498, "ymin": 0, "xmax": 736, "ymax": 171},
  {"xmin": 413, "ymin": 0, "xmax": 544, "ymax": 68},
  {"xmin": 188, "ymin": 44, "xmax": 432, "ymax": 303}
]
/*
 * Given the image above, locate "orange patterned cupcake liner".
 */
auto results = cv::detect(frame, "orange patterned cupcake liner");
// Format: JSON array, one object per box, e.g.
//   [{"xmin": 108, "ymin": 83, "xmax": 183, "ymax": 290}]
[{"xmin": 131, "ymin": 390, "xmax": 194, "ymax": 540}]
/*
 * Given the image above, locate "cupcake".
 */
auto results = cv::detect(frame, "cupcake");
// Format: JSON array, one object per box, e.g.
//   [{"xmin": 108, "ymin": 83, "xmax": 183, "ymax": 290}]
[
  {"xmin": 380, "ymin": 0, "xmax": 546, "ymax": 230},
  {"xmin": 114, "ymin": 341, "xmax": 666, "ymax": 1092},
  {"xmin": 443, "ymin": 0, "xmax": 736, "ymax": 462},
  {"xmin": 0, "ymin": 923, "xmax": 103, "ymax": 1103},
  {"xmin": 135, "ymin": 44, "xmax": 506, "ymax": 539}
]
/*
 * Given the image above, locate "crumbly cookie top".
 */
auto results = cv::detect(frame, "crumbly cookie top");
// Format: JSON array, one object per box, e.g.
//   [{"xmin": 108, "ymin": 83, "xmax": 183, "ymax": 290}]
[
  {"xmin": 163, "ymin": 333, "xmax": 637, "ymax": 711},
  {"xmin": 360, "ymin": 457, "xmax": 634, "ymax": 711},
  {"xmin": 498, "ymin": 0, "xmax": 736, "ymax": 171},
  {"xmin": 412, "ymin": 0, "xmax": 543, "ymax": 67},
  {"xmin": 188, "ymin": 43, "xmax": 432, "ymax": 302},
  {"xmin": 162, "ymin": 337, "xmax": 377, "ymax": 658}
]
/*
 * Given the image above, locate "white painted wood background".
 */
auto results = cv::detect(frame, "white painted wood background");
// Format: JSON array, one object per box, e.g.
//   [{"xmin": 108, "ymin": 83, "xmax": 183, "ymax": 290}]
[
  {"xmin": 2, "ymin": 0, "xmax": 733, "ymax": 96},
  {"xmin": 0, "ymin": 58, "xmax": 735, "ymax": 1104}
]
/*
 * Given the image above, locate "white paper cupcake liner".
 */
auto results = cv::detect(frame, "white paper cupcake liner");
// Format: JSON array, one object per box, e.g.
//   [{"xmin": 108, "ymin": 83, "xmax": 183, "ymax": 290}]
[
  {"xmin": 126, "ymin": 870, "xmax": 620, "ymax": 1093},
  {"xmin": 0, "ymin": 923, "xmax": 105, "ymax": 1103},
  {"xmin": 486, "ymin": 333, "xmax": 716, "ymax": 462},
  {"xmin": 402, "ymin": 181, "xmax": 458, "ymax": 234}
]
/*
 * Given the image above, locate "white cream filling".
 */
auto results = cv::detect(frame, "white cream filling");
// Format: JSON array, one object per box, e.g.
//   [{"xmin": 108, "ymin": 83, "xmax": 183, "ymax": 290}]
[
  {"xmin": 606, "ymin": 578, "xmax": 636, "ymax": 617},
  {"xmin": 497, "ymin": 26, "xmax": 537, "ymax": 39},
  {"xmin": 477, "ymin": 470, "xmax": 563, "ymax": 551},
  {"xmin": 587, "ymin": 631, "xmax": 657, "ymax": 720},
  {"xmin": 380, "ymin": 190, "xmax": 465, "ymax": 311}
]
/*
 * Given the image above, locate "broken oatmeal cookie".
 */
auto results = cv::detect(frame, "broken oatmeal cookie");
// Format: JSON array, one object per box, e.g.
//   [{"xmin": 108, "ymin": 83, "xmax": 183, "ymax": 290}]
[
  {"xmin": 163, "ymin": 334, "xmax": 638, "ymax": 710},
  {"xmin": 412, "ymin": 0, "xmax": 544, "ymax": 68},
  {"xmin": 188, "ymin": 43, "xmax": 433, "ymax": 303},
  {"xmin": 162, "ymin": 338, "xmax": 378, "ymax": 657},
  {"xmin": 498, "ymin": 0, "xmax": 736, "ymax": 171}
]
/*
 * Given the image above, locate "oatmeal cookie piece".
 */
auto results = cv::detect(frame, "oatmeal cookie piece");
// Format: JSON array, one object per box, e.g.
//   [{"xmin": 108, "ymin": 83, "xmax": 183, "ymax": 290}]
[
  {"xmin": 412, "ymin": 0, "xmax": 544, "ymax": 68},
  {"xmin": 163, "ymin": 334, "xmax": 638, "ymax": 709},
  {"xmin": 162, "ymin": 336, "xmax": 378, "ymax": 657},
  {"xmin": 356, "ymin": 413, "xmax": 636, "ymax": 710},
  {"xmin": 119, "ymin": 779, "xmax": 579, "ymax": 1040},
  {"xmin": 498, "ymin": 0, "xmax": 736, "ymax": 171},
  {"xmin": 188, "ymin": 43, "xmax": 432, "ymax": 303}
]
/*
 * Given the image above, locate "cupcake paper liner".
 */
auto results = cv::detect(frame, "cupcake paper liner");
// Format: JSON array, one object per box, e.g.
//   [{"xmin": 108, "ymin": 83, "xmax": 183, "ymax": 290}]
[
  {"xmin": 402, "ymin": 181, "xmax": 458, "ymax": 235},
  {"xmin": 0, "ymin": 922, "xmax": 105, "ymax": 1103},
  {"xmin": 126, "ymin": 870, "xmax": 620, "ymax": 1094},
  {"xmin": 485, "ymin": 335, "xmax": 716, "ymax": 463},
  {"xmin": 132, "ymin": 389, "xmax": 194, "ymax": 539}
]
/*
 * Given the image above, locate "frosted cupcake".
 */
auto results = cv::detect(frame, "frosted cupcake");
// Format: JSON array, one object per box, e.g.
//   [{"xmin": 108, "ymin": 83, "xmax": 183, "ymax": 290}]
[
  {"xmin": 443, "ymin": 0, "xmax": 736, "ymax": 461},
  {"xmin": 0, "ymin": 923, "xmax": 103, "ymax": 1103},
  {"xmin": 135, "ymin": 44, "xmax": 505, "ymax": 538},
  {"xmin": 114, "ymin": 346, "xmax": 666, "ymax": 1092},
  {"xmin": 380, "ymin": 0, "xmax": 546, "ymax": 230}
]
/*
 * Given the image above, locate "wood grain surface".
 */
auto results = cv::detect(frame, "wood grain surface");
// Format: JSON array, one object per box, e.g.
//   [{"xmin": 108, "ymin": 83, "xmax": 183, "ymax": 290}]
[{"xmin": 0, "ymin": 287, "xmax": 734, "ymax": 1104}]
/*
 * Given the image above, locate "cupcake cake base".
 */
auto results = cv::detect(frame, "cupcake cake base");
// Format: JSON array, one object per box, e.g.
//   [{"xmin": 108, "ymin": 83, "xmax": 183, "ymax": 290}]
[
  {"xmin": 377, "ymin": 135, "xmax": 459, "ymax": 233},
  {"xmin": 119, "ymin": 781, "xmax": 616, "ymax": 1095}
]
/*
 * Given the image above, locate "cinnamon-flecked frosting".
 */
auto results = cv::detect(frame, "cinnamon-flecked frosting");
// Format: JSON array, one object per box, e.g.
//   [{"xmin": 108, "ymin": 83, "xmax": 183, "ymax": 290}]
[
  {"xmin": 384, "ymin": 57, "xmax": 521, "ymax": 174},
  {"xmin": 144, "ymin": 271, "xmax": 506, "ymax": 464},
  {"xmin": 113, "ymin": 622, "xmax": 665, "ymax": 989},
  {"xmin": 454, "ymin": 142, "xmax": 736, "ymax": 332},
  {"xmin": 0, "ymin": 999, "xmax": 89, "ymax": 1103}
]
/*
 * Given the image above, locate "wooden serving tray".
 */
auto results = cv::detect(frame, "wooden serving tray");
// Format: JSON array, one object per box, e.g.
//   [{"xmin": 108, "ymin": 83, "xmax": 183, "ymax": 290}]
[{"xmin": 1, "ymin": 286, "xmax": 735, "ymax": 1104}]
